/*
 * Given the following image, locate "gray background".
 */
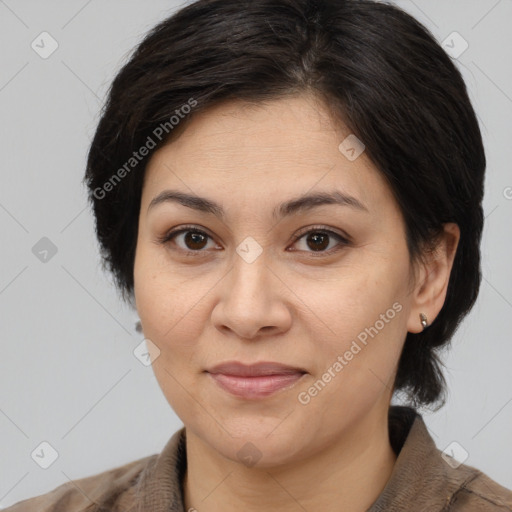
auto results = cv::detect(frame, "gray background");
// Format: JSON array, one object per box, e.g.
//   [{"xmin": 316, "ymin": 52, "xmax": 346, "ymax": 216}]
[{"xmin": 0, "ymin": 0, "xmax": 511, "ymax": 507}]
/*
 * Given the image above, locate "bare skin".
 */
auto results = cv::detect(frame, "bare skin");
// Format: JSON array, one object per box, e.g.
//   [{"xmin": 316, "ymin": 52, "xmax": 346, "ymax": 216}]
[{"xmin": 133, "ymin": 93, "xmax": 460, "ymax": 512}]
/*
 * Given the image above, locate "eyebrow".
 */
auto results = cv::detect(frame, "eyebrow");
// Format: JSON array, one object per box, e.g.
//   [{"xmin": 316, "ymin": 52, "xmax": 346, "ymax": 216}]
[{"xmin": 147, "ymin": 189, "xmax": 369, "ymax": 219}]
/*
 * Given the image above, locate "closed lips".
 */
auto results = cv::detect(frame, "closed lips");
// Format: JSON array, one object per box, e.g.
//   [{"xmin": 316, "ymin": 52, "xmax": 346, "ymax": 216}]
[
  {"xmin": 206, "ymin": 361, "xmax": 307, "ymax": 377},
  {"xmin": 206, "ymin": 361, "xmax": 307, "ymax": 399}
]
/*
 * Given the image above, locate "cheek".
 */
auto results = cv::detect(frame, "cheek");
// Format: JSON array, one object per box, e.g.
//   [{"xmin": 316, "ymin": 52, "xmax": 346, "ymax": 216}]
[
  {"xmin": 299, "ymin": 257, "xmax": 408, "ymax": 391},
  {"xmin": 307, "ymin": 259, "xmax": 405, "ymax": 334},
  {"xmin": 134, "ymin": 252, "xmax": 206, "ymax": 415},
  {"xmin": 296, "ymin": 299, "xmax": 406, "ymax": 433},
  {"xmin": 133, "ymin": 246, "xmax": 219, "ymax": 415},
  {"xmin": 134, "ymin": 243, "xmax": 201, "ymax": 343}
]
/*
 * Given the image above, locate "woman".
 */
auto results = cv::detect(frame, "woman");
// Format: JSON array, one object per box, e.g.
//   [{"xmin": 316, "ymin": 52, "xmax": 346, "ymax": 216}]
[{"xmin": 6, "ymin": 0, "xmax": 512, "ymax": 510}]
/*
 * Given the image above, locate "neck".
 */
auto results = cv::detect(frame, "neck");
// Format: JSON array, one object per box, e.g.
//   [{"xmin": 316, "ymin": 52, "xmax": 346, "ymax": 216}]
[{"xmin": 183, "ymin": 406, "xmax": 397, "ymax": 512}]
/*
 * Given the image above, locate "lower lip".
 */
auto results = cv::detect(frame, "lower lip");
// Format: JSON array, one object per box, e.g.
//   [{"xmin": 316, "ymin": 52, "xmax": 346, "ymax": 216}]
[{"xmin": 208, "ymin": 372, "xmax": 306, "ymax": 399}]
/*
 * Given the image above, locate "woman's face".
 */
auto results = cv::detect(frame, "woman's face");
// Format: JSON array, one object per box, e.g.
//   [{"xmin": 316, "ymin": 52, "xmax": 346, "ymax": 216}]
[{"xmin": 134, "ymin": 94, "xmax": 422, "ymax": 467}]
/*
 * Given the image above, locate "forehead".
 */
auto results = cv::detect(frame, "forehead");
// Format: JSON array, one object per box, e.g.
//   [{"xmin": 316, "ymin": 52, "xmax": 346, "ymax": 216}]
[{"xmin": 142, "ymin": 94, "xmax": 392, "ymax": 217}]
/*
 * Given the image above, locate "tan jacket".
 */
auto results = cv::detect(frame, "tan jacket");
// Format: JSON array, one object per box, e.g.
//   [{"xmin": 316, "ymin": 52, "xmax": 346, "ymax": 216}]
[{"xmin": 5, "ymin": 406, "xmax": 512, "ymax": 511}]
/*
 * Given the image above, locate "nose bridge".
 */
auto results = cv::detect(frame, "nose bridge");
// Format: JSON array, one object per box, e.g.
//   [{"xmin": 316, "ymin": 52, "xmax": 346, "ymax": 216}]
[
  {"xmin": 228, "ymin": 241, "xmax": 272, "ymax": 304},
  {"xmin": 212, "ymin": 240, "xmax": 291, "ymax": 339}
]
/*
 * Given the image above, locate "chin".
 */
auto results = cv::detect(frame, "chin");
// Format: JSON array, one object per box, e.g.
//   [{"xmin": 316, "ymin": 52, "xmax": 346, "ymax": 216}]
[{"xmin": 197, "ymin": 417, "xmax": 312, "ymax": 470}]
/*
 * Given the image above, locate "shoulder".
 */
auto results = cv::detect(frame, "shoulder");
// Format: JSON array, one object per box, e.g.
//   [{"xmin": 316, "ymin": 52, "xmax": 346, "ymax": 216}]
[
  {"xmin": 3, "ymin": 453, "xmax": 157, "ymax": 512},
  {"xmin": 379, "ymin": 407, "xmax": 512, "ymax": 511},
  {"xmin": 445, "ymin": 462, "xmax": 512, "ymax": 511}
]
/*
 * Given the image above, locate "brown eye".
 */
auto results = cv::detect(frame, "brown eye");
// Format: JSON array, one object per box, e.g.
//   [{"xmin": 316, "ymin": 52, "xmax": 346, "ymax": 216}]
[
  {"xmin": 158, "ymin": 226, "xmax": 217, "ymax": 256},
  {"xmin": 305, "ymin": 232, "xmax": 330, "ymax": 251},
  {"xmin": 290, "ymin": 227, "xmax": 350, "ymax": 255},
  {"xmin": 182, "ymin": 231, "xmax": 209, "ymax": 250}
]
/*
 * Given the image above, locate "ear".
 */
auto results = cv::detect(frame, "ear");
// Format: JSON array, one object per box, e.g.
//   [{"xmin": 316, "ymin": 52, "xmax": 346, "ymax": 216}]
[{"xmin": 406, "ymin": 223, "xmax": 460, "ymax": 333}]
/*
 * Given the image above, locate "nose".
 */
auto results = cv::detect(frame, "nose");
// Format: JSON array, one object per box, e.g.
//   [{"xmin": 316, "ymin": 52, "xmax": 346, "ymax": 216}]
[{"xmin": 211, "ymin": 252, "xmax": 292, "ymax": 341}]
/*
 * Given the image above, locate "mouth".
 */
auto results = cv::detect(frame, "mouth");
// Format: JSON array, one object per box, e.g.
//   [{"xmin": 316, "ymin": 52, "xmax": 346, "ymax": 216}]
[{"xmin": 205, "ymin": 361, "xmax": 308, "ymax": 399}]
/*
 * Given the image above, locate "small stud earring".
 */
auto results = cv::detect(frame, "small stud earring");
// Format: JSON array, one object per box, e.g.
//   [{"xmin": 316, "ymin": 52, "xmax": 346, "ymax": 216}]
[
  {"xmin": 135, "ymin": 320, "xmax": 142, "ymax": 333},
  {"xmin": 419, "ymin": 313, "xmax": 428, "ymax": 330}
]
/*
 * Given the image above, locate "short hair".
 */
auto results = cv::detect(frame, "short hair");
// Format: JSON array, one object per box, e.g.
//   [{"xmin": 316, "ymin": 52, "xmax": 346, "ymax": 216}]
[{"xmin": 84, "ymin": 0, "xmax": 486, "ymax": 410}]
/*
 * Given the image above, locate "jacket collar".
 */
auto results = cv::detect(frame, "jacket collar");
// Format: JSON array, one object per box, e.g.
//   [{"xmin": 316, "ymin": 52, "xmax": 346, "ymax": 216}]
[
  {"xmin": 367, "ymin": 406, "xmax": 453, "ymax": 511},
  {"xmin": 135, "ymin": 405, "xmax": 468, "ymax": 511}
]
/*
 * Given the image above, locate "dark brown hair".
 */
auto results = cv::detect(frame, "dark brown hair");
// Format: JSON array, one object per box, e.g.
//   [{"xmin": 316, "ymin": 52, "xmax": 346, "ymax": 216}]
[{"xmin": 84, "ymin": 0, "xmax": 486, "ymax": 409}]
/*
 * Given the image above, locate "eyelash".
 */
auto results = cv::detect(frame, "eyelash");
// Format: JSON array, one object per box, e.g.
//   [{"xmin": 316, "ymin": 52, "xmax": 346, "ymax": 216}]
[{"xmin": 156, "ymin": 224, "xmax": 351, "ymax": 258}]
